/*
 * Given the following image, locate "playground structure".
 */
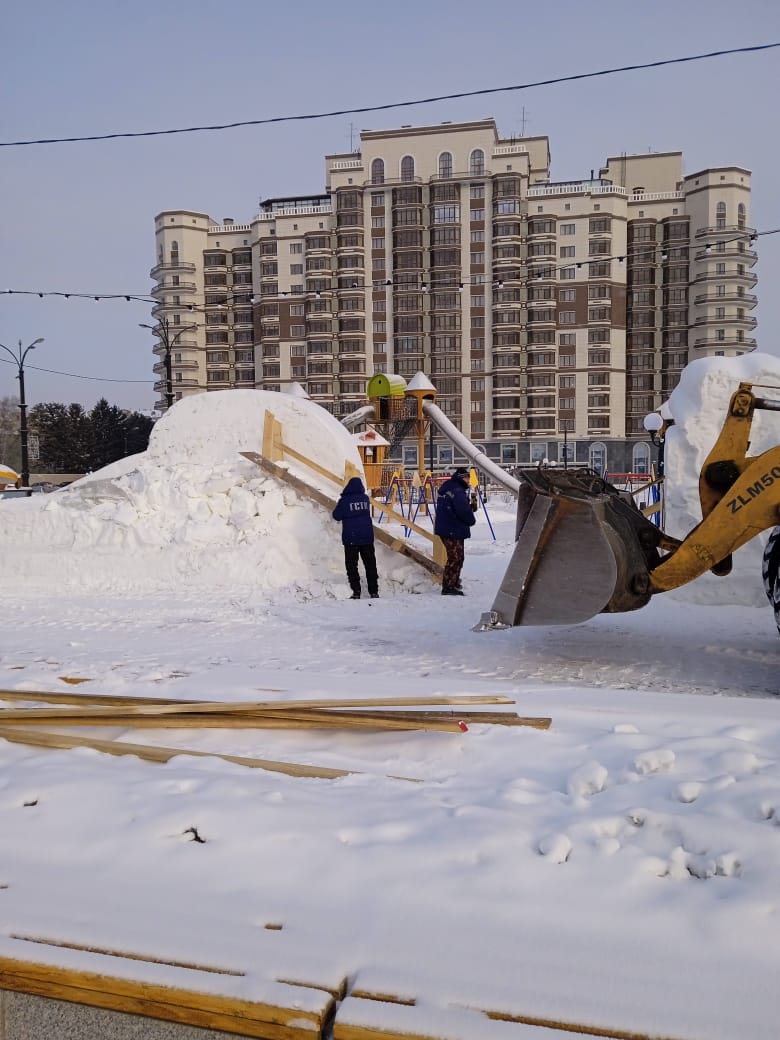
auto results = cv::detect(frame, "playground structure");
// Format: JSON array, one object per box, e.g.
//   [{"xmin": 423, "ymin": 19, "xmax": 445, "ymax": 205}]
[
  {"xmin": 340, "ymin": 372, "xmax": 505, "ymax": 542},
  {"xmin": 342, "ymin": 371, "xmax": 521, "ymax": 497}
]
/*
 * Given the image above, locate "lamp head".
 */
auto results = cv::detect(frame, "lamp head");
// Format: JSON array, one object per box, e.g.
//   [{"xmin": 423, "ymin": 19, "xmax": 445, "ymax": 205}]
[{"xmin": 642, "ymin": 413, "xmax": 662, "ymax": 434}]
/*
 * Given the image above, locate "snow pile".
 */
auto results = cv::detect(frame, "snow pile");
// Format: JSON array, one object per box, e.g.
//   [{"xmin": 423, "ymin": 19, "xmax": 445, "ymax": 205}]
[
  {"xmin": 664, "ymin": 352, "xmax": 780, "ymax": 605},
  {"xmin": 0, "ymin": 390, "xmax": 426, "ymax": 598}
]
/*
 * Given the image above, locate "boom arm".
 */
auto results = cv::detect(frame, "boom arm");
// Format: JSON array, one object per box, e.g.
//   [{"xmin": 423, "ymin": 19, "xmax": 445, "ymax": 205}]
[{"xmin": 649, "ymin": 383, "xmax": 780, "ymax": 593}]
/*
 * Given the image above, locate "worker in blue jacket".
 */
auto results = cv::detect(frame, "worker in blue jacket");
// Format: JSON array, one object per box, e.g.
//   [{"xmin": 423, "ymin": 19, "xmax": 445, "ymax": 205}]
[
  {"xmin": 332, "ymin": 477, "xmax": 379, "ymax": 600},
  {"xmin": 434, "ymin": 468, "xmax": 477, "ymax": 596}
]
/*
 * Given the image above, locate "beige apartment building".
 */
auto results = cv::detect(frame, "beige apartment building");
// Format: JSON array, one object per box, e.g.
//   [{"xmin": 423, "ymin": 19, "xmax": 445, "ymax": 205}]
[{"xmin": 149, "ymin": 118, "xmax": 757, "ymax": 473}]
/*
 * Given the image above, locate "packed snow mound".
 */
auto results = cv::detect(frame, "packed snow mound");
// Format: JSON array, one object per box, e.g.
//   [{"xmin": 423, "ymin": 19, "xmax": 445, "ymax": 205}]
[
  {"xmin": 0, "ymin": 390, "xmax": 428, "ymax": 598},
  {"xmin": 665, "ymin": 352, "xmax": 780, "ymax": 606}
]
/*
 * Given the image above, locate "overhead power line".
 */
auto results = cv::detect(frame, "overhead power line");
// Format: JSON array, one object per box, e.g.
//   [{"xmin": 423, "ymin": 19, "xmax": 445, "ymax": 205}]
[
  {"xmin": 2, "ymin": 43, "xmax": 778, "ymax": 148},
  {"xmin": 0, "ymin": 356, "xmax": 152, "ymax": 384},
  {"xmin": 2, "ymin": 226, "xmax": 777, "ymax": 304}
]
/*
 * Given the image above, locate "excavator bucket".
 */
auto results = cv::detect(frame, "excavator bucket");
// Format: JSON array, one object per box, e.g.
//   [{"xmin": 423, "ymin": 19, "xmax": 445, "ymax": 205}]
[{"xmin": 476, "ymin": 468, "xmax": 667, "ymax": 630}]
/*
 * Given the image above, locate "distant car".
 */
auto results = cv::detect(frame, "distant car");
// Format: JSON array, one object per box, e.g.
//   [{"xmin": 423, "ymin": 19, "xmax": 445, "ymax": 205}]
[{"xmin": 0, "ymin": 487, "xmax": 43, "ymax": 499}]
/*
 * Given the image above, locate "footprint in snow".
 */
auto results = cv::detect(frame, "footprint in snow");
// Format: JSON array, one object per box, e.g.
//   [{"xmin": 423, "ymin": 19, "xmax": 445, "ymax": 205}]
[
  {"xmin": 538, "ymin": 832, "xmax": 572, "ymax": 863},
  {"xmin": 633, "ymin": 749, "xmax": 676, "ymax": 775},
  {"xmin": 566, "ymin": 761, "xmax": 609, "ymax": 799}
]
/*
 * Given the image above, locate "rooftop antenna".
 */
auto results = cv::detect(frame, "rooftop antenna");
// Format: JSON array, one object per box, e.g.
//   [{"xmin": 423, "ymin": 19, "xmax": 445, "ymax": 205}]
[
  {"xmin": 348, "ymin": 122, "xmax": 359, "ymax": 152},
  {"xmin": 519, "ymin": 106, "xmax": 530, "ymax": 136}
]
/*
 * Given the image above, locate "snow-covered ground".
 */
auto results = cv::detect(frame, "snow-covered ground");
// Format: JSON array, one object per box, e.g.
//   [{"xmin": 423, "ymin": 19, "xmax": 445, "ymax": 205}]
[{"xmin": 1, "ymin": 358, "xmax": 779, "ymax": 1040}]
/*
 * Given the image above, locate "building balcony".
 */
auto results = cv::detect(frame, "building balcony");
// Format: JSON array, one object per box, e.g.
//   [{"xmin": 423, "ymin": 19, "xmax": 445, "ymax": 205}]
[
  {"xmin": 527, "ymin": 182, "xmax": 628, "ymax": 199},
  {"xmin": 149, "ymin": 261, "xmax": 197, "ymax": 277},
  {"xmin": 255, "ymin": 204, "xmax": 332, "ymax": 222},
  {"xmin": 693, "ymin": 291, "xmax": 756, "ymax": 306},
  {"xmin": 693, "ymin": 315, "xmax": 758, "ymax": 329},
  {"xmin": 694, "ymin": 246, "xmax": 757, "ymax": 264},
  {"xmin": 693, "ymin": 335, "xmax": 757, "ymax": 350},
  {"xmin": 160, "ymin": 359, "xmax": 200, "ymax": 373},
  {"xmin": 155, "ymin": 378, "xmax": 200, "ymax": 392},
  {"xmin": 150, "ymin": 281, "xmax": 196, "ymax": 298},
  {"xmin": 694, "ymin": 224, "xmax": 756, "ymax": 240},
  {"xmin": 692, "ymin": 269, "xmax": 758, "ymax": 287}
]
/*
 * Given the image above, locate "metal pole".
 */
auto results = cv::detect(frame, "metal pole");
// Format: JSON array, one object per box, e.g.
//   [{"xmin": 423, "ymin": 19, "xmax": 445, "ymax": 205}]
[
  {"xmin": 161, "ymin": 319, "xmax": 174, "ymax": 411},
  {"xmin": 0, "ymin": 337, "xmax": 43, "ymax": 489},
  {"xmin": 18, "ymin": 361, "xmax": 29, "ymax": 487}
]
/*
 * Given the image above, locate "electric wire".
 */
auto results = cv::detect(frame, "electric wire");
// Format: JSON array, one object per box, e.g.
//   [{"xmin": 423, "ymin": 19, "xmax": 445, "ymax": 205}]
[
  {"xmin": 2, "ymin": 227, "xmax": 777, "ymax": 304},
  {"xmin": 1, "ymin": 43, "xmax": 778, "ymax": 148},
  {"xmin": 2, "ymin": 227, "xmax": 774, "ymax": 388}
]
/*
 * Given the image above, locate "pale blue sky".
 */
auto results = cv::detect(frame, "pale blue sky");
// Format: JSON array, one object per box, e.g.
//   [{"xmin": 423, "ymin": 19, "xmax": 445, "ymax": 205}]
[{"xmin": 2, "ymin": 0, "xmax": 779, "ymax": 410}]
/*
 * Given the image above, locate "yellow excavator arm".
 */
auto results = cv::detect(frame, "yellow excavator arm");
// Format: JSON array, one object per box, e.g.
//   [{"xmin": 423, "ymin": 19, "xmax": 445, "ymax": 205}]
[
  {"xmin": 650, "ymin": 383, "xmax": 780, "ymax": 592},
  {"xmin": 477, "ymin": 381, "xmax": 780, "ymax": 631}
]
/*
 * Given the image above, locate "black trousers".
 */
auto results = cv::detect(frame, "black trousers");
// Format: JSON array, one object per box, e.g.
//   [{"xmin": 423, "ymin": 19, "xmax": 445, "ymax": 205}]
[{"xmin": 344, "ymin": 543, "xmax": 378, "ymax": 596}]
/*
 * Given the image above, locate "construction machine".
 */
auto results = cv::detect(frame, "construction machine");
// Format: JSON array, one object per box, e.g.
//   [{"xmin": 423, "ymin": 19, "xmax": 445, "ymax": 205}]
[{"xmin": 477, "ymin": 381, "xmax": 780, "ymax": 632}]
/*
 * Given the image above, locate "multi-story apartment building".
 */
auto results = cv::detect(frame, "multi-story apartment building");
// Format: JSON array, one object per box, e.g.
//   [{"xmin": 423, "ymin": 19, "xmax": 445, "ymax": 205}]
[{"xmin": 150, "ymin": 118, "xmax": 756, "ymax": 473}]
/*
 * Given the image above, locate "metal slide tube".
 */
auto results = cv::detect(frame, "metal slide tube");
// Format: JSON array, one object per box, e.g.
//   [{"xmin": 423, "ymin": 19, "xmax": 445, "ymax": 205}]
[
  {"xmin": 340, "ymin": 404, "xmax": 376, "ymax": 430},
  {"xmin": 422, "ymin": 401, "xmax": 521, "ymax": 495}
]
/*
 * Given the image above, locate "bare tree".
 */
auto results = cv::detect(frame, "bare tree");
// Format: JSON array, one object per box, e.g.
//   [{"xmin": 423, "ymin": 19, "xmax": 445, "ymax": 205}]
[{"xmin": 0, "ymin": 395, "xmax": 20, "ymax": 469}]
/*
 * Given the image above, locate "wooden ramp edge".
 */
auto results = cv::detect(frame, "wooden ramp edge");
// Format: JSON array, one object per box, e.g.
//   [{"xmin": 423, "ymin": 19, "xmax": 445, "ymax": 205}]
[
  {"xmin": 335, "ymin": 993, "xmax": 690, "ymax": 1040},
  {"xmin": 0, "ymin": 954, "xmax": 335, "ymax": 1040},
  {"xmin": 240, "ymin": 451, "xmax": 443, "ymax": 580}
]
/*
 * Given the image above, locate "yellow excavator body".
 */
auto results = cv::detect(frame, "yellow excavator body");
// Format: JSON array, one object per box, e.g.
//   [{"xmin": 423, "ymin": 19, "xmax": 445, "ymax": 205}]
[{"xmin": 477, "ymin": 382, "xmax": 780, "ymax": 631}]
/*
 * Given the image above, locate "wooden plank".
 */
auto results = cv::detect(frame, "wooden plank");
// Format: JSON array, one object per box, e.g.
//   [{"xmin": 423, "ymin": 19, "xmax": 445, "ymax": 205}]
[
  {"xmin": 280, "ymin": 440, "xmax": 349, "ymax": 488},
  {"xmin": 0, "ymin": 690, "xmax": 197, "ymax": 708},
  {"xmin": 368, "ymin": 497, "xmax": 436, "ymax": 544},
  {"xmin": 0, "ymin": 709, "xmax": 469, "ymax": 734},
  {"xmin": 0, "ymin": 689, "xmax": 514, "ymax": 711},
  {"xmin": 0, "ymin": 956, "xmax": 331, "ymax": 1040},
  {"xmin": 0, "ymin": 693, "xmax": 515, "ymax": 722},
  {"xmin": 337, "ymin": 993, "xmax": 686, "ymax": 1040},
  {"xmin": 9, "ymin": 934, "xmax": 243, "ymax": 977},
  {"xmin": 0, "ymin": 728, "xmax": 355, "ymax": 780}
]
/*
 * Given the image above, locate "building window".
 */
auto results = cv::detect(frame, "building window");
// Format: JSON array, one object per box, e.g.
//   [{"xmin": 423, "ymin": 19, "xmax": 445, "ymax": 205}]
[
  {"xmin": 560, "ymin": 246, "xmax": 576, "ymax": 258},
  {"xmin": 559, "ymin": 267, "xmax": 576, "ymax": 280},
  {"xmin": 589, "ymin": 442, "xmax": 607, "ymax": 473},
  {"xmin": 469, "ymin": 149, "xmax": 485, "ymax": 175},
  {"xmin": 716, "ymin": 201, "xmax": 727, "ymax": 229},
  {"xmin": 738, "ymin": 202, "xmax": 746, "ymax": 229},
  {"xmin": 559, "ymin": 311, "xmax": 575, "ymax": 324},
  {"xmin": 438, "ymin": 152, "xmax": 453, "ymax": 179},
  {"xmin": 560, "ymin": 223, "xmax": 576, "ymax": 235},
  {"xmin": 290, "ymin": 243, "xmax": 303, "ymax": 254},
  {"xmin": 432, "ymin": 205, "xmax": 459, "ymax": 224},
  {"xmin": 470, "ymin": 184, "xmax": 485, "ymax": 199},
  {"xmin": 400, "ymin": 155, "xmax": 415, "ymax": 182},
  {"xmin": 371, "ymin": 158, "xmax": 385, "ymax": 184}
]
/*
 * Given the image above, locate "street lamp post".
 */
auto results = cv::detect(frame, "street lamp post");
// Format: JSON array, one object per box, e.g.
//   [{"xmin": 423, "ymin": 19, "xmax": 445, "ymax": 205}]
[
  {"xmin": 0, "ymin": 337, "xmax": 44, "ymax": 488},
  {"xmin": 139, "ymin": 318, "xmax": 192, "ymax": 411},
  {"xmin": 642, "ymin": 411, "xmax": 665, "ymax": 478}
]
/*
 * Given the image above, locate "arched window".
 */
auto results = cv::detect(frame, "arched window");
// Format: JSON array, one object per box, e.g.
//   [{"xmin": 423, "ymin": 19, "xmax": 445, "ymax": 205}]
[
  {"xmin": 158, "ymin": 244, "xmax": 164, "ymax": 264},
  {"xmin": 438, "ymin": 152, "xmax": 453, "ymax": 179},
  {"xmin": 589, "ymin": 441, "xmax": 607, "ymax": 474},
  {"xmin": 400, "ymin": 155, "xmax": 415, "ymax": 182},
  {"xmin": 371, "ymin": 158, "xmax": 385, "ymax": 185},
  {"xmin": 632, "ymin": 442, "xmax": 651, "ymax": 475},
  {"xmin": 470, "ymin": 149, "xmax": 485, "ymax": 176},
  {"xmin": 716, "ymin": 201, "xmax": 727, "ymax": 229},
  {"xmin": 170, "ymin": 240, "xmax": 179, "ymax": 263},
  {"xmin": 737, "ymin": 202, "xmax": 746, "ymax": 229}
]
